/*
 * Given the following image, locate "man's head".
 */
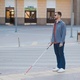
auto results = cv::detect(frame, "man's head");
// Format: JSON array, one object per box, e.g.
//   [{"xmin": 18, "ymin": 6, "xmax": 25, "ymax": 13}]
[{"xmin": 54, "ymin": 11, "xmax": 62, "ymax": 20}]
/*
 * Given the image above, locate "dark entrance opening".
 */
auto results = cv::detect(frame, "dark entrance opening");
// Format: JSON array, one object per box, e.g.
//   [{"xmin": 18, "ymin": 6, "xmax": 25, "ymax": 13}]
[
  {"xmin": 25, "ymin": 6, "xmax": 37, "ymax": 23},
  {"xmin": 47, "ymin": 8, "xmax": 55, "ymax": 23},
  {"xmin": 5, "ymin": 7, "xmax": 15, "ymax": 25}
]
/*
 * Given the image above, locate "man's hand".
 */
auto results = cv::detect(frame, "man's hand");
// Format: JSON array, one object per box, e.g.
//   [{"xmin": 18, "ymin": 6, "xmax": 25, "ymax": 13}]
[
  {"xmin": 59, "ymin": 43, "xmax": 63, "ymax": 47},
  {"xmin": 49, "ymin": 42, "xmax": 54, "ymax": 46}
]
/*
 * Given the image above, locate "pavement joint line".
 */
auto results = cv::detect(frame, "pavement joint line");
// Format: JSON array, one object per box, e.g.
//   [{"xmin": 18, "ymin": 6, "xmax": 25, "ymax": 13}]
[
  {"xmin": 1, "ymin": 67, "xmax": 80, "ymax": 80},
  {"xmin": 25, "ymin": 67, "xmax": 80, "ymax": 78},
  {"xmin": 0, "ymin": 42, "xmax": 79, "ymax": 48}
]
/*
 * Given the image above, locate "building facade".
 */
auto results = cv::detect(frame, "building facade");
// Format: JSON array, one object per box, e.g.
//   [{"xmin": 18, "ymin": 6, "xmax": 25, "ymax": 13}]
[{"xmin": 0, "ymin": 0, "xmax": 79, "ymax": 25}]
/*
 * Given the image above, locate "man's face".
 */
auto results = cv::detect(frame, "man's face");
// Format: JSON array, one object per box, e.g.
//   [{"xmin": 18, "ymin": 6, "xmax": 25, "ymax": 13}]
[{"xmin": 54, "ymin": 13, "xmax": 60, "ymax": 20}]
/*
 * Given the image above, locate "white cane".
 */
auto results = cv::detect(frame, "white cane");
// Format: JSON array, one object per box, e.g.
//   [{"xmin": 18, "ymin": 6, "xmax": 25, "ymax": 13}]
[{"xmin": 25, "ymin": 45, "xmax": 50, "ymax": 74}]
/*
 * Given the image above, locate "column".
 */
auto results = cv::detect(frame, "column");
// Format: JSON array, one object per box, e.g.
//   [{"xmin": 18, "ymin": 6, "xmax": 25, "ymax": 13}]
[
  {"xmin": 0, "ymin": 0, "xmax": 5, "ymax": 24},
  {"xmin": 76, "ymin": 0, "xmax": 80, "ymax": 25},
  {"xmin": 15, "ymin": 0, "xmax": 24, "ymax": 25},
  {"xmin": 37, "ymin": 0, "xmax": 46, "ymax": 25}
]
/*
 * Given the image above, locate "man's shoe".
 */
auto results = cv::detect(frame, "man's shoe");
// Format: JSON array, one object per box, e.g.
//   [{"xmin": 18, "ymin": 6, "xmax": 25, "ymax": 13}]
[
  {"xmin": 52, "ymin": 68, "xmax": 59, "ymax": 72},
  {"xmin": 57, "ymin": 68, "xmax": 65, "ymax": 73}
]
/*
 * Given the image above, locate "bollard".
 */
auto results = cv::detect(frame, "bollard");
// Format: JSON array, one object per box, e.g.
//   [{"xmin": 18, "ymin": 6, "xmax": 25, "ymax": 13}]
[
  {"xmin": 77, "ymin": 30, "xmax": 78, "ymax": 42},
  {"xmin": 18, "ymin": 37, "xmax": 20, "ymax": 47},
  {"xmin": 77, "ymin": 32, "xmax": 80, "ymax": 42}
]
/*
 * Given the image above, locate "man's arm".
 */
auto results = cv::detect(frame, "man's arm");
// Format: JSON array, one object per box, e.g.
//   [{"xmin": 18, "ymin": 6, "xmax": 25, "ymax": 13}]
[
  {"xmin": 61, "ymin": 23, "xmax": 66, "ymax": 42},
  {"xmin": 59, "ymin": 23, "xmax": 66, "ymax": 47}
]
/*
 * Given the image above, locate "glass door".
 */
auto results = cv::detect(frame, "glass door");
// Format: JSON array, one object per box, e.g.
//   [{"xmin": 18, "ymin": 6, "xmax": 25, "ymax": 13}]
[
  {"xmin": 25, "ymin": 10, "xmax": 36, "ymax": 23},
  {"xmin": 47, "ymin": 8, "xmax": 55, "ymax": 23},
  {"xmin": 5, "ymin": 7, "xmax": 15, "ymax": 24}
]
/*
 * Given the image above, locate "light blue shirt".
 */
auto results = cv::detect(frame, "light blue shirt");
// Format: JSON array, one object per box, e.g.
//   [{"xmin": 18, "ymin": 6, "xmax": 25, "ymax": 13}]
[{"xmin": 51, "ymin": 20, "xmax": 66, "ymax": 43}]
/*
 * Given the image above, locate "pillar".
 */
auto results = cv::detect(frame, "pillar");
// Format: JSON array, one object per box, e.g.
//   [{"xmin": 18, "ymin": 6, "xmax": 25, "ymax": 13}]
[{"xmin": 37, "ymin": 0, "xmax": 46, "ymax": 25}]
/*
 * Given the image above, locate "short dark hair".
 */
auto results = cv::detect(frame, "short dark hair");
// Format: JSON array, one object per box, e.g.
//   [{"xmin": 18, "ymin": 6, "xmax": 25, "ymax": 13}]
[{"xmin": 56, "ymin": 11, "xmax": 62, "ymax": 17}]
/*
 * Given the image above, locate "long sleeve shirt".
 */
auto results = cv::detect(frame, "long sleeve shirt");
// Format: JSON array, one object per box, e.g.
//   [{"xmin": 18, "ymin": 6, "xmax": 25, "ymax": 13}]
[{"xmin": 51, "ymin": 20, "xmax": 66, "ymax": 43}]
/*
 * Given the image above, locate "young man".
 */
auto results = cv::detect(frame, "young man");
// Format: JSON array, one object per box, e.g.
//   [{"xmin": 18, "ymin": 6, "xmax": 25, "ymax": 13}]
[{"xmin": 49, "ymin": 11, "xmax": 66, "ymax": 73}]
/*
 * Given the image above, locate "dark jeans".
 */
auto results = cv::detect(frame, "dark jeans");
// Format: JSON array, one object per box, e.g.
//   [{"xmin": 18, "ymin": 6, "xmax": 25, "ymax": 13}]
[{"xmin": 54, "ymin": 43, "xmax": 66, "ymax": 69}]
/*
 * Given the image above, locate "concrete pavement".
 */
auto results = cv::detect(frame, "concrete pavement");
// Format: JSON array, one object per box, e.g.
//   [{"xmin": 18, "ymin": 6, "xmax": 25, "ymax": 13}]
[{"xmin": 0, "ymin": 25, "xmax": 80, "ymax": 80}]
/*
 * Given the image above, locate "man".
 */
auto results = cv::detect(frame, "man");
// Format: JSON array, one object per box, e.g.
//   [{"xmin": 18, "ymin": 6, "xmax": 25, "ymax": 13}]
[{"xmin": 49, "ymin": 11, "xmax": 66, "ymax": 73}]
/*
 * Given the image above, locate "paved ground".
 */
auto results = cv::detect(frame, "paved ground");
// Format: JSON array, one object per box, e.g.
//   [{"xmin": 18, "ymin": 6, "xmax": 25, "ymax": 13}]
[{"xmin": 0, "ymin": 25, "xmax": 80, "ymax": 80}]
